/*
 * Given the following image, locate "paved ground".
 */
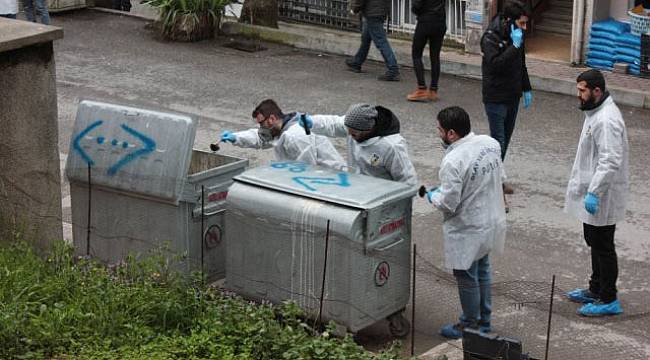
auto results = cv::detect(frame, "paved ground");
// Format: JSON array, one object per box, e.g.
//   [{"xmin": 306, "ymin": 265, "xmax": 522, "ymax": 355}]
[{"xmin": 51, "ymin": 10, "xmax": 650, "ymax": 359}]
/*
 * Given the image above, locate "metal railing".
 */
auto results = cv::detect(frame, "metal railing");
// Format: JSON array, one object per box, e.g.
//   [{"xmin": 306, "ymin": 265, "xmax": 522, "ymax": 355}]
[{"xmin": 279, "ymin": 0, "xmax": 469, "ymax": 43}]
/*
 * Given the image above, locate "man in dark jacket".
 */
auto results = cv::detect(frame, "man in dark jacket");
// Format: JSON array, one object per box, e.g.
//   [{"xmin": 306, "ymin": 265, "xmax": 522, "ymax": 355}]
[
  {"xmin": 345, "ymin": 0, "xmax": 400, "ymax": 81},
  {"xmin": 406, "ymin": 0, "xmax": 446, "ymax": 102},
  {"xmin": 481, "ymin": 0, "xmax": 532, "ymax": 196}
]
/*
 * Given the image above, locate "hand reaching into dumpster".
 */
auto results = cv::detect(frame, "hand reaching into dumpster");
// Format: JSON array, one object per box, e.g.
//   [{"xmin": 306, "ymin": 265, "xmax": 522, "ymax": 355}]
[{"xmin": 221, "ymin": 131, "xmax": 237, "ymax": 143}]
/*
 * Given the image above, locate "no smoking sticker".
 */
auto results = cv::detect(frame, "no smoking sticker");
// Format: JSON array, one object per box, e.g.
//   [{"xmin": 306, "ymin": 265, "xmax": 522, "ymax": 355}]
[
  {"xmin": 204, "ymin": 225, "xmax": 222, "ymax": 249},
  {"xmin": 374, "ymin": 261, "xmax": 390, "ymax": 287}
]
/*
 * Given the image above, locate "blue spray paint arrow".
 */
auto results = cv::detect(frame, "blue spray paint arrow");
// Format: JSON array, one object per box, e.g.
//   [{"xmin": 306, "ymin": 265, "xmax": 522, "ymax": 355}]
[
  {"xmin": 107, "ymin": 124, "xmax": 156, "ymax": 176},
  {"xmin": 292, "ymin": 173, "xmax": 351, "ymax": 192},
  {"xmin": 72, "ymin": 120, "xmax": 104, "ymax": 166}
]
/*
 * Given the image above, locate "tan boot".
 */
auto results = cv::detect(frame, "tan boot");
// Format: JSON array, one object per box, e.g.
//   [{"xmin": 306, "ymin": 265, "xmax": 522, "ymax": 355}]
[
  {"xmin": 428, "ymin": 89, "xmax": 439, "ymax": 101},
  {"xmin": 407, "ymin": 87, "xmax": 431, "ymax": 102}
]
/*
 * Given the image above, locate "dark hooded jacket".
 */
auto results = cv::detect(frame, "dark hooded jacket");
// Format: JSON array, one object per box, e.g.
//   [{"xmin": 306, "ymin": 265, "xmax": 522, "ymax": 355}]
[
  {"xmin": 480, "ymin": 14, "xmax": 532, "ymax": 104},
  {"xmin": 410, "ymin": 0, "xmax": 445, "ymax": 23},
  {"xmin": 350, "ymin": 0, "xmax": 390, "ymax": 18},
  {"xmin": 372, "ymin": 106, "xmax": 400, "ymax": 138}
]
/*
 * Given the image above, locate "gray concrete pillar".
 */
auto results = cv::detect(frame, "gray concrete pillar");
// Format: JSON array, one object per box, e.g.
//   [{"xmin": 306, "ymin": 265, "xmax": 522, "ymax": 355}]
[
  {"xmin": 0, "ymin": 19, "xmax": 64, "ymax": 252},
  {"xmin": 465, "ymin": 0, "xmax": 492, "ymax": 54}
]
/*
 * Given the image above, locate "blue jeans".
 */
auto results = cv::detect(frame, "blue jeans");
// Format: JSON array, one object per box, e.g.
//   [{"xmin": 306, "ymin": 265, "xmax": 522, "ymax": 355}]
[
  {"xmin": 24, "ymin": 0, "xmax": 51, "ymax": 25},
  {"xmin": 484, "ymin": 101, "xmax": 520, "ymax": 161},
  {"xmin": 453, "ymin": 255, "xmax": 492, "ymax": 328},
  {"xmin": 351, "ymin": 16, "xmax": 399, "ymax": 75}
]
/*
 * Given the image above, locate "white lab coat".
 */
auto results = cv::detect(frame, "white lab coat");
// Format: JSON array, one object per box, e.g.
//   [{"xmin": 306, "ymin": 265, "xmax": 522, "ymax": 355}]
[
  {"xmin": 429, "ymin": 133, "xmax": 506, "ymax": 270},
  {"xmin": 309, "ymin": 114, "xmax": 418, "ymax": 187},
  {"xmin": 232, "ymin": 114, "xmax": 346, "ymax": 170},
  {"xmin": 0, "ymin": 0, "xmax": 17, "ymax": 14},
  {"xmin": 564, "ymin": 96, "xmax": 629, "ymax": 226}
]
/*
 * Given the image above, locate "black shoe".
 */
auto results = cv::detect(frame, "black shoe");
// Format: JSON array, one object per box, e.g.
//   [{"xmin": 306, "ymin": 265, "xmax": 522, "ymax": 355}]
[
  {"xmin": 345, "ymin": 59, "xmax": 362, "ymax": 73},
  {"xmin": 377, "ymin": 73, "xmax": 400, "ymax": 81}
]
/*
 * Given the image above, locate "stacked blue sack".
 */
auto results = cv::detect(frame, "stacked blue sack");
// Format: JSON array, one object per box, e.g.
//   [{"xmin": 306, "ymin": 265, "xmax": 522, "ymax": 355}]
[
  {"xmin": 615, "ymin": 32, "xmax": 642, "ymax": 75},
  {"xmin": 586, "ymin": 19, "xmax": 631, "ymax": 71}
]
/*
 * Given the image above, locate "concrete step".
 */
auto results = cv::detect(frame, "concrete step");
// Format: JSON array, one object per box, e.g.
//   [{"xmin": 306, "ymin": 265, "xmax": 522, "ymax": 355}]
[
  {"xmin": 537, "ymin": 17, "xmax": 572, "ymax": 29},
  {"xmin": 536, "ymin": 23, "xmax": 572, "ymax": 35},
  {"xmin": 549, "ymin": 0, "xmax": 574, "ymax": 10}
]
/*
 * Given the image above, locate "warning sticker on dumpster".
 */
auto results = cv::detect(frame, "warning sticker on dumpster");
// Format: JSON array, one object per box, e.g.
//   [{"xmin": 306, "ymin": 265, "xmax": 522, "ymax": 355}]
[
  {"xmin": 374, "ymin": 261, "xmax": 390, "ymax": 287},
  {"xmin": 204, "ymin": 225, "xmax": 222, "ymax": 249}
]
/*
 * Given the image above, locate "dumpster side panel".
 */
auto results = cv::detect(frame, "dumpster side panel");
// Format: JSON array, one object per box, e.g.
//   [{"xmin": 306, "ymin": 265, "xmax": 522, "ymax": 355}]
[{"xmin": 70, "ymin": 184, "xmax": 189, "ymax": 272}]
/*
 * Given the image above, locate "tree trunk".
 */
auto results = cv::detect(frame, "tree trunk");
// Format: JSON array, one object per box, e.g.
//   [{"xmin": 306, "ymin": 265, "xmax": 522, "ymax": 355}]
[{"xmin": 240, "ymin": 0, "xmax": 279, "ymax": 28}]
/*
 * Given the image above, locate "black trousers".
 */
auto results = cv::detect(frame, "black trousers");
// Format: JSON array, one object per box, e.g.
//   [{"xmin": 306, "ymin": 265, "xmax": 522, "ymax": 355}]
[
  {"xmin": 411, "ymin": 21, "xmax": 446, "ymax": 90},
  {"xmin": 584, "ymin": 223, "xmax": 618, "ymax": 303}
]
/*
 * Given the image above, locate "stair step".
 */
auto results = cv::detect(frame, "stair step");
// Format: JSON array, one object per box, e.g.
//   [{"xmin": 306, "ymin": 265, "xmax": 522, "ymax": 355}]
[
  {"xmin": 536, "ymin": 23, "xmax": 572, "ymax": 35},
  {"xmin": 549, "ymin": 0, "xmax": 573, "ymax": 10},
  {"xmin": 538, "ymin": 18, "xmax": 572, "ymax": 28},
  {"xmin": 542, "ymin": 11, "xmax": 573, "ymax": 22}
]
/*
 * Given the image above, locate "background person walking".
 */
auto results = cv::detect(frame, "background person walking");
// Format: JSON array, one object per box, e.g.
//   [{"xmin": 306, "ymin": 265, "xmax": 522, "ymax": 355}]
[
  {"xmin": 23, "ymin": 0, "xmax": 50, "ymax": 24},
  {"xmin": 346, "ymin": 0, "xmax": 400, "ymax": 81},
  {"xmin": 406, "ymin": 0, "xmax": 446, "ymax": 102}
]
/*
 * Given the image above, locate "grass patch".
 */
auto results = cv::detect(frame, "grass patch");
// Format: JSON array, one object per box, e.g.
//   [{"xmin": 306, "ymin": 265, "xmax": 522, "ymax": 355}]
[{"xmin": 0, "ymin": 241, "xmax": 406, "ymax": 359}]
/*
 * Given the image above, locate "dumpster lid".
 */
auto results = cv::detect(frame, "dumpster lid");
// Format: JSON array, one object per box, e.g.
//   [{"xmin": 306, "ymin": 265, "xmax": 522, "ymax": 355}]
[
  {"xmin": 65, "ymin": 100, "xmax": 196, "ymax": 203},
  {"xmin": 233, "ymin": 162, "xmax": 416, "ymax": 209}
]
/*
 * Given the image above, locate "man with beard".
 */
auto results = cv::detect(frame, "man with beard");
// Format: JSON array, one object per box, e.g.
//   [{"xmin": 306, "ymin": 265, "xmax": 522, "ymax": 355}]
[
  {"xmin": 425, "ymin": 106, "xmax": 506, "ymax": 339},
  {"xmin": 299, "ymin": 103, "xmax": 417, "ymax": 186},
  {"xmin": 564, "ymin": 69, "xmax": 629, "ymax": 317},
  {"xmin": 219, "ymin": 99, "xmax": 345, "ymax": 170}
]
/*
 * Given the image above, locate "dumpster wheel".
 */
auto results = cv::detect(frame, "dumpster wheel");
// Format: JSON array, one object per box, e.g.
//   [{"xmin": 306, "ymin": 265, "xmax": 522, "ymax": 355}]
[{"xmin": 387, "ymin": 312, "xmax": 410, "ymax": 338}]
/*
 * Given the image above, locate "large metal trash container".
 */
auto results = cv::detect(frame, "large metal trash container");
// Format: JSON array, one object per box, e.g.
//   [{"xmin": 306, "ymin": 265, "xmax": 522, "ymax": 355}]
[
  {"xmin": 225, "ymin": 162, "xmax": 416, "ymax": 334},
  {"xmin": 66, "ymin": 100, "xmax": 247, "ymax": 281}
]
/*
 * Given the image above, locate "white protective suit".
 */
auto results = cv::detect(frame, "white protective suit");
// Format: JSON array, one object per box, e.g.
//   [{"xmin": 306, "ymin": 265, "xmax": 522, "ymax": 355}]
[
  {"xmin": 429, "ymin": 133, "xmax": 506, "ymax": 270},
  {"xmin": 232, "ymin": 113, "xmax": 346, "ymax": 170},
  {"xmin": 308, "ymin": 114, "xmax": 418, "ymax": 187},
  {"xmin": 564, "ymin": 96, "xmax": 629, "ymax": 226},
  {"xmin": 0, "ymin": 0, "xmax": 17, "ymax": 14}
]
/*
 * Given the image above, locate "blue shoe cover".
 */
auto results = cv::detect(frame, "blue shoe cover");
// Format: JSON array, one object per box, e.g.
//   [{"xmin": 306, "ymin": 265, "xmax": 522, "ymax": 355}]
[
  {"xmin": 566, "ymin": 288, "xmax": 599, "ymax": 303},
  {"xmin": 439, "ymin": 323, "xmax": 463, "ymax": 339},
  {"xmin": 578, "ymin": 299, "xmax": 623, "ymax": 317}
]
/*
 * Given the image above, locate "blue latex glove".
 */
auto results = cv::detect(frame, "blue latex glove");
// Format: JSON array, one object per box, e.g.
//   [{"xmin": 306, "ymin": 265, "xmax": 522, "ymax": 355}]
[
  {"xmin": 220, "ymin": 130, "xmax": 237, "ymax": 143},
  {"xmin": 584, "ymin": 192, "xmax": 600, "ymax": 215},
  {"xmin": 298, "ymin": 113, "xmax": 313, "ymax": 129},
  {"xmin": 425, "ymin": 187, "xmax": 441, "ymax": 204},
  {"xmin": 510, "ymin": 24, "xmax": 523, "ymax": 49},
  {"xmin": 523, "ymin": 91, "xmax": 533, "ymax": 109}
]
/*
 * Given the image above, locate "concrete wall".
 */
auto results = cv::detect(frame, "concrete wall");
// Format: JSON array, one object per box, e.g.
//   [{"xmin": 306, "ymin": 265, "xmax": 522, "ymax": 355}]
[{"xmin": 0, "ymin": 19, "xmax": 63, "ymax": 252}]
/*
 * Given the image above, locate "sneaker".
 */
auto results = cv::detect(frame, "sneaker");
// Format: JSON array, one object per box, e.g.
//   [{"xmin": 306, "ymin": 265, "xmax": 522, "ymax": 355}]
[
  {"xmin": 566, "ymin": 288, "xmax": 599, "ymax": 304},
  {"xmin": 407, "ymin": 88, "xmax": 430, "ymax": 102},
  {"xmin": 428, "ymin": 89, "xmax": 439, "ymax": 101},
  {"xmin": 578, "ymin": 299, "xmax": 623, "ymax": 317},
  {"xmin": 478, "ymin": 322, "xmax": 492, "ymax": 333},
  {"xmin": 378, "ymin": 72, "xmax": 400, "ymax": 81},
  {"xmin": 503, "ymin": 183, "xmax": 514, "ymax": 195},
  {"xmin": 345, "ymin": 59, "xmax": 362, "ymax": 73},
  {"xmin": 439, "ymin": 323, "xmax": 463, "ymax": 339}
]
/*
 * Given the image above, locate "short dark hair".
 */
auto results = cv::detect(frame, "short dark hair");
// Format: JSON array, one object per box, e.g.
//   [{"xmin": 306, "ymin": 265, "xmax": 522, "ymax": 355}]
[
  {"xmin": 503, "ymin": 0, "xmax": 529, "ymax": 21},
  {"xmin": 577, "ymin": 69, "xmax": 606, "ymax": 92},
  {"xmin": 437, "ymin": 106, "xmax": 471, "ymax": 137},
  {"xmin": 252, "ymin": 99, "xmax": 284, "ymax": 119}
]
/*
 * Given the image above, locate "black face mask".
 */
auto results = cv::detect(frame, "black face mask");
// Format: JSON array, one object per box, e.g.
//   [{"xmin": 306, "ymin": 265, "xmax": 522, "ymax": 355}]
[{"xmin": 580, "ymin": 91, "xmax": 609, "ymax": 111}]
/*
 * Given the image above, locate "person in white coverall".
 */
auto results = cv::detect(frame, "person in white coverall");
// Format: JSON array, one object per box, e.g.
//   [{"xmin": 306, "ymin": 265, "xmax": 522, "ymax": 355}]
[
  {"xmin": 219, "ymin": 99, "xmax": 345, "ymax": 170},
  {"xmin": 425, "ymin": 106, "xmax": 506, "ymax": 339},
  {"xmin": 564, "ymin": 69, "xmax": 629, "ymax": 317},
  {"xmin": 299, "ymin": 103, "xmax": 418, "ymax": 187}
]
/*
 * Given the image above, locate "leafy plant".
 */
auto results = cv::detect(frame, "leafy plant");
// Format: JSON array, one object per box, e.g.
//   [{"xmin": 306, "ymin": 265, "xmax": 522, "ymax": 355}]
[
  {"xmin": 142, "ymin": 0, "xmax": 231, "ymax": 41},
  {"xmin": 0, "ymin": 240, "xmax": 409, "ymax": 359}
]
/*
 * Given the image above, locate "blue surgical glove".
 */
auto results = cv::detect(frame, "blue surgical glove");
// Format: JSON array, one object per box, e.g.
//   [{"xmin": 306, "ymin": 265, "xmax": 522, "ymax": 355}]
[
  {"xmin": 523, "ymin": 91, "xmax": 533, "ymax": 109},
  {"xmin": 298, "ymin": 113, "xmax": 313, "ymax": 129},
  {"xmin": 584, "ymin": 192, "xmax": 600, "ymax": 215},
  {"xmin": 510, "ymin": 24, "xmax": 523, "ymax": 49},
  {"xmin": 425, "ymin": 187, "xmax": 441, "ymax": 204},
  {"xmin": 220, "ymin": 130, "xmax": 237, "ymax": 143}
]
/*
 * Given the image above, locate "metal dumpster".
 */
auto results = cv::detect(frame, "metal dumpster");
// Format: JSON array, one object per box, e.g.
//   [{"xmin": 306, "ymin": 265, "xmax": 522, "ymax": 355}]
[
  {"xmin": 66, "ymin": 100, "xmax": 247, "ymax": 281},
  {"xmin": 225, "ymin": 162, "xmax": 416, "ymax": 335}
]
